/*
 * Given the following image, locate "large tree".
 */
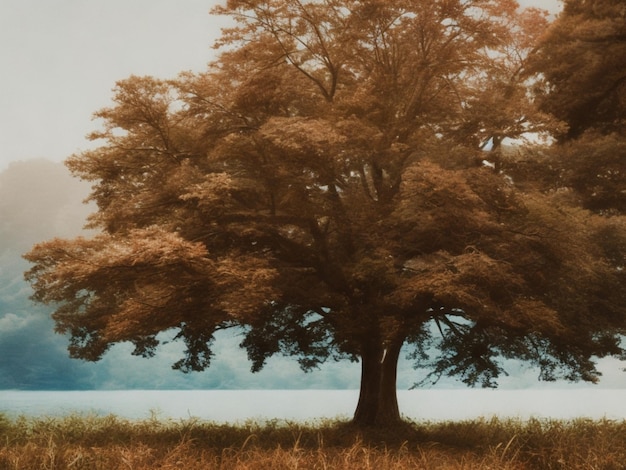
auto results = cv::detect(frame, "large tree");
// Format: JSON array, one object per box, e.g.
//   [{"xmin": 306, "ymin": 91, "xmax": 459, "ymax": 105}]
[{"xmin": 25, "ymin": 0, "xmax": 626, "ymax": 426}]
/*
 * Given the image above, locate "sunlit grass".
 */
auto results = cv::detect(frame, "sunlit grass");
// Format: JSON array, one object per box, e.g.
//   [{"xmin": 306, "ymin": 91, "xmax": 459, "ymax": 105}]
[{"xmin": 1, "ymin": 412, "xmax": 626, "ymax": 469}]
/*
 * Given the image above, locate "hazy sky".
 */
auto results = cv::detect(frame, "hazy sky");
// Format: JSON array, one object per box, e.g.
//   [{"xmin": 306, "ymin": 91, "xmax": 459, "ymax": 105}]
[
  {"xmin": 0, "ymin": 0, "xmax": 228, "ymax": 171},
  {"xmin": 0, "ymin": 0, "xmax": 561, "ymax": 171}
]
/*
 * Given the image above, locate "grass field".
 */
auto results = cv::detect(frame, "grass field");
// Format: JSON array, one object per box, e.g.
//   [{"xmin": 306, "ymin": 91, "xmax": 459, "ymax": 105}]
[{"xmin": 1, "ymin": 413, "xmax": 625, "ymax": 469}]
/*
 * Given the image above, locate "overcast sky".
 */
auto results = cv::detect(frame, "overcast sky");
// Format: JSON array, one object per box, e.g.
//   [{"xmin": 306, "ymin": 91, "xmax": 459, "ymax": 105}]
[
  {"xmin": 0, "ymin": 0, "xmax": 561, "ymax": 172},
  {"xmin": 0, "ymin": 0, "xmax": 229, "ymax": 171}
]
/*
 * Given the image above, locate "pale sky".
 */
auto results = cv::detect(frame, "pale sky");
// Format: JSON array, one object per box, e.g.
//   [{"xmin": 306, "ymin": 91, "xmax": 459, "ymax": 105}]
[
  {"xmin": 0, "ymin": 0, "xmax": 561, "ymax": 172},
  {"xmin": 0, "ymin": 0, "xmax": 228, "ymax": 171}
]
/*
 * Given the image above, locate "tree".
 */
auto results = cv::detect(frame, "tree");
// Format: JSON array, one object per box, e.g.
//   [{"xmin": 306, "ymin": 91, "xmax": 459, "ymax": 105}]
[
  {"xmin": 524, "ymin": 0, "xmax": 626, "ymax": 214},
  {"xmin": 25, "ymin": 0, "xmax": 626, "ymax": 426},
  {"xmin": 530, "ymin": 0, "xmax": 626, "ymax": 140}
]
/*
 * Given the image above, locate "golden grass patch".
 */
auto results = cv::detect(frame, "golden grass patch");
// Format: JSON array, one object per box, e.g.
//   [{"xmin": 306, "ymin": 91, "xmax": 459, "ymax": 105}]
[{"xmin": 1, "ymin": 413, "xmax": 625, "ymax": 469}]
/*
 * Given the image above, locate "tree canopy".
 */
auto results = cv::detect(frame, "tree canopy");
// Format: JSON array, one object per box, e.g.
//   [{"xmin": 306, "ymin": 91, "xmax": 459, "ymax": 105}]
[{"xmin": 25, "ymin": 0, "xmax": 626, "ymax": 426}]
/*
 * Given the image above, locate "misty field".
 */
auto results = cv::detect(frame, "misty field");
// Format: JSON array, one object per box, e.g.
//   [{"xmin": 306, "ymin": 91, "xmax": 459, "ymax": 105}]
[{"xmin": 1, "ymin": 413, "xmax": 625, "ymax": 469}]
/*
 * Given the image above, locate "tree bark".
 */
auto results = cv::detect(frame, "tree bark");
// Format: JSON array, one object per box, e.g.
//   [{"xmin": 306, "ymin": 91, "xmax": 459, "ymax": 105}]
[{"xmin": 352, "ymin": 339, "xmax": 403, "ymax": 427}]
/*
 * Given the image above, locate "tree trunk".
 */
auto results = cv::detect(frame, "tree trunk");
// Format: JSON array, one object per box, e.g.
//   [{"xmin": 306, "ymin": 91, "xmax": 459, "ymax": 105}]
[{"xmin": 352, "ymin": 339, "xmax": 403, "ymax": 427}]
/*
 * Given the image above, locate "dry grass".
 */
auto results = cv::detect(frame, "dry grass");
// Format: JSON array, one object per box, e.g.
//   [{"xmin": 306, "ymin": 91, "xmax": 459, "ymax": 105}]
[{"xmin": 1, "ymin": 412, "xmax": 626, "ymax": 469}]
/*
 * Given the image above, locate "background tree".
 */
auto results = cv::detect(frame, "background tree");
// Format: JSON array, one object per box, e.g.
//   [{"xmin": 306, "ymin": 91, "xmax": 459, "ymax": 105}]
[
  {"xmin": 530, "ymin": 0, "xmax": 626, "ymax": 141},
  {"xmin": 25, "ymin": 0, "xmax": 626, "ymax": 426},
  {"xmin": 521, "ymin": 0, "xmax": 626, "ymax": 215}
]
